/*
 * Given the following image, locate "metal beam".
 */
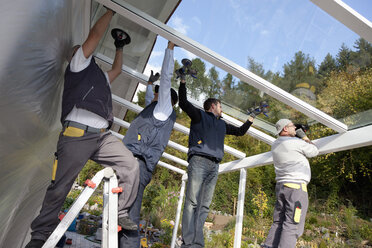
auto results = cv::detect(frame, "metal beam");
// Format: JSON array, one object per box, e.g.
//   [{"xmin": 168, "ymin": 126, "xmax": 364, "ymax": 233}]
[
  {"xmin": 96, "ymin": 0, "xmax": 348, "ymax": 133},
  {"xmin": 110, "ymin": 130, "xmax": 189, "ymax": 167},
  {"xmin": 97, "ymin": 49, "xmax": 274, "ymax": 146},
  {"xmin": 219, "ymin": 124, "xmax": 372, "ymax": 174},
  {"xmin": 311, "ymin": 0, "xmax": 372, "ymax": 44}
]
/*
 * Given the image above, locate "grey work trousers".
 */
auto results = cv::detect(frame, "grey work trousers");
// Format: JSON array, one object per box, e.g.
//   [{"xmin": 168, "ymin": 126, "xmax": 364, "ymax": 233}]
[
  {"xmin": 264, "ymin": 182, "xmax": 309, "ymax": 248},
  {"xmin": 30, "ymin": 130, "xmax": 139, "ymax": 241}
]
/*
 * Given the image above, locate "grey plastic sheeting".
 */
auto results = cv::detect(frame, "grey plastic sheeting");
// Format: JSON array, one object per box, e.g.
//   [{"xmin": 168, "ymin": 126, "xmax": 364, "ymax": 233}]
[{"xmin": 0, "ymin": 1, "xmax": 86, "ymax": 247}]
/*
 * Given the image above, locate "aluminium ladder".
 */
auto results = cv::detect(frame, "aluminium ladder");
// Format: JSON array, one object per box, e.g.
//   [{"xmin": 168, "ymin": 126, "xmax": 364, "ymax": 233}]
[{"xmin": 42, "ymin": 168, "xmax": 122, "ymax": 248}]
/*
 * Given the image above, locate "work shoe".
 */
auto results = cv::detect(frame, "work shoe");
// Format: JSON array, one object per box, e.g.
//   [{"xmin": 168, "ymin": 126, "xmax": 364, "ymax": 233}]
[
  {"xmin": 118, "ymin": 216, "xmax": 138, "ymax": 231},
  {"xmin": 25, "ymin": 239, "xmax": 45, "ymax": 248}
]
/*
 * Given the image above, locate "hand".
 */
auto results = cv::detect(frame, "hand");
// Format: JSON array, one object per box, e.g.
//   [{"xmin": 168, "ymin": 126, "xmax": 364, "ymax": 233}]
[
  {"xmin": 248, "ymin": 115, "xmax": 254, "ymax": 122},
  {"xmin": 104, "ymin": 6, "xmax": 116, "ymax": 15},
  {"xmin": 149, "ymin": 70, "xmax": 160, "ymax": 83},
  {"xmin": 295, "ymin": 129, "xmax": 307, "ymax": 139},
  {"xmin": 176, "ymin": 68, "xmax": 186, "ymax": 81},
  {"xmin": 111, "ymin": 28, "xmax": 131, "ymax": 50}
]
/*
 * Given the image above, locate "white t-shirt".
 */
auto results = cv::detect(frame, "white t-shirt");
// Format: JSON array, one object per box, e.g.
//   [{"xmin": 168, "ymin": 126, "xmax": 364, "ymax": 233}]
[
  {"xmin": 272, "ymin": 136, "xmax": 319, "ymax": 184},
  {"xmin": 64, "ymin": 47, "xmax": 110, "ymax": 128}
]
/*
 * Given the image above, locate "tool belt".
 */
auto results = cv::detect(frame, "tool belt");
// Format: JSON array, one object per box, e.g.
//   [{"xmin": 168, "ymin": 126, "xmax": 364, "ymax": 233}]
[
  {"xmin": 63, "ymin": 121, "xmax": 108, "ymax": 137},
  {"xmin": 283, "ymin": 182, "xmax": 307, "ymax": 192}
]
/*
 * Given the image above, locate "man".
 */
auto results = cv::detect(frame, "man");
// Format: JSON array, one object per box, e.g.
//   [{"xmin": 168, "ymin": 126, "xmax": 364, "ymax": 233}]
[
  {"xmin": 25, "ymin": 8, "xmax": 139, "ymax": 248},
  {"xmin": 178, "ymin": 76, "xmax": 254, "ymax": 247},
  {"xmin": 119, "ymin": 41, "xmax": 178, "ymax": 247},
  {"xmin": 263, "ymin": 119, "xmax": 319, "ymax": 248}
]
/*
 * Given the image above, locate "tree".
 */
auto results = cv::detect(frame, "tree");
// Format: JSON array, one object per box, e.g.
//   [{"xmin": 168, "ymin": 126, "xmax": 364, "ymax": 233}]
[
  {"xmin": 282, "ymin": 51, "xmax": 319, "ymax": 94},
  {"xmin": 337, "ymin": 44, "xmax": 352, "ymax": 71},
  {"xmin": 350, "ymin": 38, "xmax": 372, "ymax": 70},
  {"xmin": 207, "ymin": 66, "xmax": 222, "ymax": 99},
  {"xmin": 318, "ymin": 53, "xmax": 337, "ymax": 78}
]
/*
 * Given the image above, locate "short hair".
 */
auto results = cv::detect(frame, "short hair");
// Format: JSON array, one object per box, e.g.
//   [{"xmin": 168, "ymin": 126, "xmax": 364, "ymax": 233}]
[
  {"xmin": 171, "ymin": 88, "xmax": 178, "ymax": 105},
  {"xmin": 203, "ymin": 98, "xmax": 221, "ymax": 111}
]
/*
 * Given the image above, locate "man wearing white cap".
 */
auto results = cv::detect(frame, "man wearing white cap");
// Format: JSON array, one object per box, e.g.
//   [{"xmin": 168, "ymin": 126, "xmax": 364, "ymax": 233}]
[{"xmin": 263, "ymin": 119, "xmax": 318, "ymax": 248}]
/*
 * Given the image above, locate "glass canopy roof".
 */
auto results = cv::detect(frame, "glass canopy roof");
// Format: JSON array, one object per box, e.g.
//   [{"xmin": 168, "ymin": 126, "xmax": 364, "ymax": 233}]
[{"xmin": 96, "ymin": 0, "xmax": 372, "ymax": 137}]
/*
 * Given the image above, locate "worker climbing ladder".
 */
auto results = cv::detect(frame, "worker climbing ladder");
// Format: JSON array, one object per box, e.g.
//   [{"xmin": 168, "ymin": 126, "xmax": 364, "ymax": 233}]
[{"xmin": 42, "ymin": 168, "xmax": 122, "ymax": 248}]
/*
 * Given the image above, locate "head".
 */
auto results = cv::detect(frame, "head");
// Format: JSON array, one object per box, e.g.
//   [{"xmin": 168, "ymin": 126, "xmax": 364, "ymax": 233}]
[
  {"xmin": 67, "ymin": 45, "xmax": 81, "ymax": 63},
  {"xmin": 275, "ymin": 119, "xmax": 296, "ymax": 137},
  {"xmin": 204, "ymin": 98, "xmax": 222, "ymax": 117},
  {"xmin": 171, "ymin": 88, "xmax": 178, "ymax": 106}
]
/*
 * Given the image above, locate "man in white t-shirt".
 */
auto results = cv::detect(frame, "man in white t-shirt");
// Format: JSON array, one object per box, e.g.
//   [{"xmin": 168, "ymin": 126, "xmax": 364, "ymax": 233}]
[
  {"xmin": 263, "ymin": 119, "xmax": 319, "ymax": 248},
  {"xmin": 25, "ymin": 8, "xmax": 139, "ymax": 248}
]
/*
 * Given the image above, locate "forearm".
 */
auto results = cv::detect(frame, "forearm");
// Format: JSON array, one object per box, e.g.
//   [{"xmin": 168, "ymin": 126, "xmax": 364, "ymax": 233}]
[
  {"xmin": 145, "ymin": 84, "xmax": 154, "ymax": 106},
  {"xmin": 82, "ymin": 9, "xmax": 114, "ymax": 58},
  {"xmin": 226, "ymin": 120, "xmax": 253, "ymax": 136},
  {"xmin": 179, "ymin": 83, "xmax": 201, "ymax": 121},
  {"xmin": 158, "ymin": 48, "xmax": 174, "ymax": 104},
  {"xmin": 108, "ymin": 50, "xmax": 123, "ymax": 83}
]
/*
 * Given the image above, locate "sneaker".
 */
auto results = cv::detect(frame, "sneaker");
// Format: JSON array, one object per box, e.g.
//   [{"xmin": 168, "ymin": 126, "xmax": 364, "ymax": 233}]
[
  {"xmin": 118, "ymin": 216, "xmax": 138, "ymax": 231},
  {"xmin": 25, "ymin": 239, "xmax": 45, "ymax": 248}
]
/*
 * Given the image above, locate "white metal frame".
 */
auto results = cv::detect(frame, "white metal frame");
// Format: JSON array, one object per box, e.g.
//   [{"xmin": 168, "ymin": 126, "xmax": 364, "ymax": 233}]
[
  {"xmin": 91, "ymin": 0, "xmax": 372, "ymax": 247},
  {"xmin": 96, "ymin": 0, "xmax": 348, "ymax": 133},
  {"xmin": 311, "ymin": 0, "xmax": 372, "ymax": 44}
]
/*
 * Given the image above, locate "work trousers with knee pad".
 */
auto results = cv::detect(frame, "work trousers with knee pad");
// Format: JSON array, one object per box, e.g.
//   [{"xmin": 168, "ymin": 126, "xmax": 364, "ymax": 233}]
[
  {"xmin": 30, "ymin": 130, "xmax": 139, "ymax": 241},
  {"xmin": 264, "ymin": 182, "xmax": 308, "ymax": 248}
]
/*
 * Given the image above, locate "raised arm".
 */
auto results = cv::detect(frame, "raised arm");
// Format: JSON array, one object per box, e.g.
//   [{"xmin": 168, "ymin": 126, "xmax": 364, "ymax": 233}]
[
  {"xmin": 153, "ymin": 41, "xmax": 175, "ymax": 119},
  {"xmin": 107, "ymin": 49, "xmax": 123, "ymax": 83},
  {"xmin": 81, "ymin": 9, "xmax": 115, "ymax": 58},
  {"xmin": 178, "ymin": 81, "xmax": 201, "ymax": 122},
  {"xmin": 225, "ymin": 118, "xmax": 253, "ymax": 136}
]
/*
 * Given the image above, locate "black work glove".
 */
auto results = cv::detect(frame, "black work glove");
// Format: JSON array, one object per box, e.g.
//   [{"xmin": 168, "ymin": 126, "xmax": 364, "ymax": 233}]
[
  {"xmin": 149, "ymin": 70, "xmax": 160, "ymax": 83},
  {"xmin": 247, "ymin": 107, "xmax": 261, "ymax": 118},
  {"xmin": 176, "ymin": 68, "xmax": 186, "ymax": 81},
  {"xmin": 111, "ymin": 28, "xmax": 131, "ymax": 50}
]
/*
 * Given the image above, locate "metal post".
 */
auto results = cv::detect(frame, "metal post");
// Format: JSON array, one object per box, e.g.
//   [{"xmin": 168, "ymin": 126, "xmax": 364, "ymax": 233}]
[
  {"xmin": 107, "ymin": 168, "xmax": 119, "ymax": 248},
  {"xmin": 102, "ymin": 176, "xmax": 109, "ymax": 248},
  {"xmin": 171, "ymin": 177, "xmax": 187, "ymax": 248},
  {"xmin": 233, "ymin": 168, "xmax": 247, "ymax": 248}
]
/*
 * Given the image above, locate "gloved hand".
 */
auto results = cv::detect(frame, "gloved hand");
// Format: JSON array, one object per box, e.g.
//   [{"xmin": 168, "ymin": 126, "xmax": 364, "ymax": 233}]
[
  {"xmin": 175, "ymin": 68, "xmax": 187, "ymax": 81},
  {"xmin": 149, "ymin": 70, "xmax": 160, "ymax": 83},
  {"xmin": 111, "ymin": 28, "xmax": 131, "ymax": 50},
  {"xmin": 247, "ymin": 107, "xmax": 261, "ymax": 118},
  {"xmin": 295, "ymin": 129, "xmax": 307, "ymax": 139}
]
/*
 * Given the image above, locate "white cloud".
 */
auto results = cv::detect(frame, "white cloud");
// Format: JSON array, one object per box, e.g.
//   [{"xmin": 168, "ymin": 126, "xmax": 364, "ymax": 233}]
[
  {"xmin": 191, "ymin": 16, "xmax": 202, "ymax": 26},
  {"xmin": 150, "ymin": 50, "xmax": 164, "ymax": 58},
  {"xmin": 182, "ymin": 49, "xmax": 197, "ymax": 60},
  {"xmin": 170, "ymin": 15, "xmax": 189, "ymax": 35},
  {"xmin": 260, "ymin": 30, "xmax": 269, "ymax": 36}
]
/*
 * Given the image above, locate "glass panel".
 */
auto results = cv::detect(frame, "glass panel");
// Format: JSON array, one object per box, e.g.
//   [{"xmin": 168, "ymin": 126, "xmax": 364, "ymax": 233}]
[
  {"xmin": 103, "ymin": 0, "xmax": 372, "ymax": 132},
  {"xmin": 152, "ymin": 0, "xmax": 371, "ymax": 131}
]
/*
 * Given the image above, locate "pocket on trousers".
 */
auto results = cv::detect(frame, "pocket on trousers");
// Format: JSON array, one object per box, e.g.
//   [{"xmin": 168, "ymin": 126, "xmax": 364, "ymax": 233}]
[
  {"xmin": 63, "ymin": 126, "xmax": 84, "ymax": 137},
  {"xmin": 293, "ymin": 201, "xmax": 302, "ymax": 223}
]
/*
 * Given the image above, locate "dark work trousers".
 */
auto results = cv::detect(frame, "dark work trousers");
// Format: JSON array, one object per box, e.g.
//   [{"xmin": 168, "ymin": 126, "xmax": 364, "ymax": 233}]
[
  {"xmin": 264, "ymin": 182, "xmax": 309, "ymax": 248},
  {"xmin": 181, "ymin": 155, "xmax": 219, "ymax": 248},
  {"xmin": 119, "ymin": 158, "xmax": 153, "ymax": 248},
  {"xmin": 30, "ymin": 130, "xmax": 139, "ymax": 241}
]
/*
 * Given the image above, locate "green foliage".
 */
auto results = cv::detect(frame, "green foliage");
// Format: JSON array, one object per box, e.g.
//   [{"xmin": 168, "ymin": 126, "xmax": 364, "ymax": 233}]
[{"xmin": 78, "ymin": 160, "xmax": 103, "ymax": 186}]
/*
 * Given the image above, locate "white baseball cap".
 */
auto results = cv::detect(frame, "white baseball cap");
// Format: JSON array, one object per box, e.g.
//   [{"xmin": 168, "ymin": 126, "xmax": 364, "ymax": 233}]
[{"xmin": 275, "ymin": 119, "xmax": 292, "ymax": 135}]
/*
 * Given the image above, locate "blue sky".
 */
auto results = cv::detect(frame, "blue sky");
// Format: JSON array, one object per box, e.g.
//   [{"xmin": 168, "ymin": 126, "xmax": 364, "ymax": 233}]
[{"xmin": 143, "ymin": 0, "xmax": 372, "ymax": 80}]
